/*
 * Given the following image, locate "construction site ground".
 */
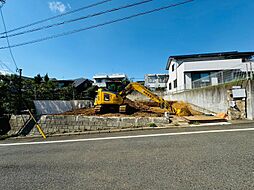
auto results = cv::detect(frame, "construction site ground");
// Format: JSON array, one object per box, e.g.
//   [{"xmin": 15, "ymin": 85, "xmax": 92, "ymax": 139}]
[
  {"xmin": 59, "ymin": 100, "xmax": 228, "ymax": 125},
  {"xmin": 62, "ymin": 107, "xmax": 165, "ymax": 117},
  {"xmin": 61, "ymin": 100, "xmax": 202, "ymax": 118}
]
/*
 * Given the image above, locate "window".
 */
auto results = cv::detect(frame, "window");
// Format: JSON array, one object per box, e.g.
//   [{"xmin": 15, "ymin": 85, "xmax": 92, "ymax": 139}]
[
  {"xmin": 148, "ymin": 76, "xmax": 156, "ymax": 83},
  {"xmin": 191, "ymin": 72, "xmax": 210, "ymax": 82},
  {"xmin": 192, "ymin": 72, "xmax": 211, "ymax": 88},
  {"xmin": 200, "ymin": 73, "xmax": 210, "ymax": 82},
  {"xmin": 158, "ymin": 76, "xmax": 169, "ymax": 83},
  {"xmin": 104, "ymin": 94, "xmax": 110, "ymax": 101},
  {"xmin": 168, "ymin": 83, "xmax": 172, "ymax": 90},
  {"xmin": 173, "ymin": 79, "xmax": 177, "ymax": 88},
  {"xmin": 96, "ymin": 79, "xmax": 102, "ymax": 83},
  {"xmin": 172, "ymin": 64, "xmax": 175, "ymax": 72}
]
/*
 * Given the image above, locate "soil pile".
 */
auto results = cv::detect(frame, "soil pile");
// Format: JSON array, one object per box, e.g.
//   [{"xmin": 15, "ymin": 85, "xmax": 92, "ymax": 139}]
[{"xmin": 60, "ymin": 99, "xmax": 196, "ymax": 117}]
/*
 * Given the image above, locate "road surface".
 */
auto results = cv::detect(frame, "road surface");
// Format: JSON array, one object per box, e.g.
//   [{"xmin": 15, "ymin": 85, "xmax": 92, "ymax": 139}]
[{"xmin": 0, "ymin": 123, "xmax": 254, "ymax": 189}]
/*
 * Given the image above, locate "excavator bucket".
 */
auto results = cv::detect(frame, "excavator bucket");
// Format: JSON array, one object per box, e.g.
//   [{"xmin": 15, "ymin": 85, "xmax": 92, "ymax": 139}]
[{"xmin": 172, "ymin": 102, "xmax": 192, "ymax": 116}]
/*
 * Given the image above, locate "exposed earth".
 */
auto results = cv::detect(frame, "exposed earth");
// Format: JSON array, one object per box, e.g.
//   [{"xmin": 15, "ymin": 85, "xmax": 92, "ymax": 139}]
[{"xmin": 60, "ymin": 100, "xmax": 202, "ymax": 117}]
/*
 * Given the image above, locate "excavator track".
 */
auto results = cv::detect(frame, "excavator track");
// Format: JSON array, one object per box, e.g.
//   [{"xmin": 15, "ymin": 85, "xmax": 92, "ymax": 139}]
[
  {"xmin": 119, "ymin": 105, "xmax": 128, "ymax": 113},
  {"xmin": 119, "ymin": 105, "xmax": 131, "ymax": 113},
  {"xmin": 94, "ymin": 105, "xmax": 103, "ymax": 113}
]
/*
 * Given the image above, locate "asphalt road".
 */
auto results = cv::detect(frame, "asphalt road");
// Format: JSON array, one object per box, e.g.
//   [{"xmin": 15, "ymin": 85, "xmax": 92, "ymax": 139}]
[{"xmin": 1, "ymin": 123, "xmax": 254, "ymax": 189}]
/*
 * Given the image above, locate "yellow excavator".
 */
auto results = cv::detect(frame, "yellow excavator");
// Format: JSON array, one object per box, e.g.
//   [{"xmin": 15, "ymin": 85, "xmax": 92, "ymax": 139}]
[{"xmin": 94, "ymin": 82, "xmax": 191, "ymax": 116}]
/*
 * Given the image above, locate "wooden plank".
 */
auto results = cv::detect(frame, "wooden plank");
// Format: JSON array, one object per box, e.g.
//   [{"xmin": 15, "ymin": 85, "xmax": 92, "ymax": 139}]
[{"xmin": 183, "ymin": 115, "xmax": 227, "ymax": 123}]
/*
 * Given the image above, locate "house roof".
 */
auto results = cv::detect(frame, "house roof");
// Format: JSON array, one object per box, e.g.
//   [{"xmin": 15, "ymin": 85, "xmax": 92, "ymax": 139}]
[
  {"xmin": 52, "ymin": 78, "xmax": 92, "ymax": 88},
  {"xmin": 73, "ymin": 78, "xmax": 92, "ymax": 88},
  {"xmin": 166, "ymin": 51, "xmax": 254, "ymax": 70},
  {"xmin": 93, "ymin": 73, "xmax": 128, "ymax": 79}
]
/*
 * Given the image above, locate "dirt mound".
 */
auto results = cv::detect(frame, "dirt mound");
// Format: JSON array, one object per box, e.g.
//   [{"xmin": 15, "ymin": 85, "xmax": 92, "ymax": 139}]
[
  {"xmin": 97, "ymin": 111, "xmax": 163, "ymax": 117},
  {"xmin": 139, "ymin": 101, "xmax": 160, "ymax": 107},
  {"xmin": 60, "ymin": 99, "xmax": 165, "ymax": 117},
  {"xmin": 171, "ymin": 101, "xmax": 192, "ymax": 116},
  {"xmin": 62, "ymin": 108, "xmax": 95, "ymax": 116},
  {"xmin": 60, "ymin": 100, "xmax": 196, "ymax": 117},
  {"xmin": 60, "ymin": 108, "xmax": 163, "ymax": 117},
  {"xmin": 123, "ymin": 98, "xmax": 150, "ymax": 111}
]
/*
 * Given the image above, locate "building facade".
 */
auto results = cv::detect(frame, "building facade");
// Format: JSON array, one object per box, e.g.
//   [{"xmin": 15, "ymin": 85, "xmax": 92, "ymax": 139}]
[
  {"xmin": 93, "ymin": 74, "xmax": 128, "ymax": 88},
  {"xmin": 144, "ymin": 74, "xmax": 169, "ymax": 91},
  {"xmin": 166, "ymin": 51, "xmax": 254, "ymax": 93}
]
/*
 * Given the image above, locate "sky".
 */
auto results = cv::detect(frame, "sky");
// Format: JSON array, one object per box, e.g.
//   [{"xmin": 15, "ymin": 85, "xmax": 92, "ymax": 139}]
[{"xmin": 0, "ymin": 0, "xmax": 253, "ymax": 80}]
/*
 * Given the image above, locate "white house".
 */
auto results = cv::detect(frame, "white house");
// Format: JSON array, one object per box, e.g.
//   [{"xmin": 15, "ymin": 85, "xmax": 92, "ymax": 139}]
[
  {"xmin": 144, "ymin": 74, "xmax": 169, "ymax": 91},
  {"xmin": 93, "ymin": 73, "xmax": 128, "ymax": 87},
  {"xmin": 166, "ymin": 51, "xmax": 254, "ymax": 93}
]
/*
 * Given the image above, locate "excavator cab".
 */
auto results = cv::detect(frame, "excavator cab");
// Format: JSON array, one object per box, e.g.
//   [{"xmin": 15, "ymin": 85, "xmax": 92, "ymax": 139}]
[
  {"xmin": 94, "ymin": 89, "xmax": 123, "ymax": 106},
  {"xmin": 94, "ymin": 87, "xmax": 128, "ymax": 113},
  {"xmin": 106, "ymin": 81, "xmax": 129, "ymax": 93},
  {"xmin": 94, "ymin": 80, "xmax": 131, "ymax": 113}
]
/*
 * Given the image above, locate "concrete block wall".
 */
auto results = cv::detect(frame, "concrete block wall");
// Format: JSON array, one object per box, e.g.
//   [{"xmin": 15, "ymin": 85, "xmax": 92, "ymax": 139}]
[{"xmin": 8, "ymin": 115, "xmax": 170, "ymax": 136}]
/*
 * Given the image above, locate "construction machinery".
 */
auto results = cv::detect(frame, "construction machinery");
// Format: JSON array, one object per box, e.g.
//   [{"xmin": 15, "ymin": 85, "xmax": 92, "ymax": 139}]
[{"xmin": 94, "ymin": 82, "xmax": 191, "ymax": 116}]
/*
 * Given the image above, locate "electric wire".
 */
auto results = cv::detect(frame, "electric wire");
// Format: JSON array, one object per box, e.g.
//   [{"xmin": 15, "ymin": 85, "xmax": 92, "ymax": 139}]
[
  {"xmin": 0, "ymin": 0, "xmax": 113, "ymax": 35},
  {"xmin": 0, "ymin": 7, "xmax": 19, "ymax": 71},
  {"xmin": 0, "ymin": 60, "xmax": 15, "ymax": 73},
  {"xmin": 0, "ymin": 0, "xmax": 154, "ymax": 39},
  {"xmin": 0, "ymin": 0, "xmax": 194, "ymax": 50}
]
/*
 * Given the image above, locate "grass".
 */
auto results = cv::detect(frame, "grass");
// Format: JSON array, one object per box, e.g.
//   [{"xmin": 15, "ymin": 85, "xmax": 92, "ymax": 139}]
[{"xmin": 148, "ymin": 123, "xmax": 157, "ymax": 128}]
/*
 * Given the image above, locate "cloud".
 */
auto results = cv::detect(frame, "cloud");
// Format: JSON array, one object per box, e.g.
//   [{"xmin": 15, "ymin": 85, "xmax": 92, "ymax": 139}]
[{"xmin": 48, "ymin": 1, "xmax": 70, "ymax": 14}]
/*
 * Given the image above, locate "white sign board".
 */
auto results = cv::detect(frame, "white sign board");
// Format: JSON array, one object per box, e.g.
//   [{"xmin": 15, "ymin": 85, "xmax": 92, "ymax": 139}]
[{"xmin": 232, "ymin": 89, "xmax": 246, "ymax": 98}]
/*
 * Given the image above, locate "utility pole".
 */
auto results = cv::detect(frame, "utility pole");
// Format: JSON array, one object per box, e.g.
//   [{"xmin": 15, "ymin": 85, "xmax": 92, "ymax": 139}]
[
  {"xmin": 18, "ymin": 68, "xmax": 22, "ymax": 114},
  {"xmin": 250, "ymin": 59, "xmax": 253, "ymax": 80},
  {"xmin": 246, "ymin": 62, "xmax": 249, "ymax": 80}
]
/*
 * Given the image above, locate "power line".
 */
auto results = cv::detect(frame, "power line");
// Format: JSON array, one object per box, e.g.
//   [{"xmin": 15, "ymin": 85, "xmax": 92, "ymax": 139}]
[
  {"xmin": 0, "ymin": 1, "xmax": 6, "ymax": 6},
  {"xmin": 0, "ymin": 7, "xmax": 19, "ymax": 71},
  {"xmin": 0, "ymin": 0, "xmax": 113, "ymax": 35},
  {"xmin": 0, "ymin": 0, "xmax": 154, "ymax": 39},
  {"xmin": 0, "ymin": 60, "xmax": 15, "ymax": 74},
  {"xmin": 0, "ymin": 0, "xmax": 194, "ymax": 50}
]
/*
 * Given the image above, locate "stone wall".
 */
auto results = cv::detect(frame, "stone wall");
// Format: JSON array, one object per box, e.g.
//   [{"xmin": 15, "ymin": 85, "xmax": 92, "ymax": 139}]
[
  {"xmin": 8, "ymin": 115, "xmax": 30, "ymax": 135},
  {"xmin": 8, "ymin": 115, "xmax": 170, "ymax": 136}
]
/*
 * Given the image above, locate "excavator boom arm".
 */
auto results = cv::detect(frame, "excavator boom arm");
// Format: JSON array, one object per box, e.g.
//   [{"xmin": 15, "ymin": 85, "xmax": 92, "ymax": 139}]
[{"xmin": 120, "ymin": 82, "xmax": 174, "ymax": 113}]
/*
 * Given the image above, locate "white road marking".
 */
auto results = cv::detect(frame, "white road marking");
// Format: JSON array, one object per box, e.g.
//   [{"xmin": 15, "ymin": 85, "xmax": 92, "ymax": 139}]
[{"xmin": 0, "ymin": 127, "xmax": 254, "ymax": 147}]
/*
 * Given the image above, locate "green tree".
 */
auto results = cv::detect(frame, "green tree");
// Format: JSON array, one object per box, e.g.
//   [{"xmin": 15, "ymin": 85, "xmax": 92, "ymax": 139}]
[
  {"xmin": 34, "ymin": 74, "xmax": 42, "ymax": 84},
  {"xmin": 44, "ymin": 73, "xmax": 49, "ymax": 83}
]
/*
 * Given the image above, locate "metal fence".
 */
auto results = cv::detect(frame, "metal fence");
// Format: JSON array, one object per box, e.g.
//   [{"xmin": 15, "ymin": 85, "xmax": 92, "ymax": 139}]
[
  {"xmin": 191, "ymin": 69, "xmax": 248, "ymax": 89},
  {"xmin": 171, "ymin": 62, "xmax": 254, "ymax": 93}
]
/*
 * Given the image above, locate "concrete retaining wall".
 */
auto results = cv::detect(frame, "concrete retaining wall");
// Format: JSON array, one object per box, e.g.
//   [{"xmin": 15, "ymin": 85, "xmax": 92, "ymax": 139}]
[
  {"xmin": 165, "ymin": 80, "xmax": 254, "ymax": 120},
  {"xmin": 246, "ymin": 80, "xmax": 254, "ymax": 120},
  {"xmin": 165, "ymin": 85, "xmax": 229, "ymax": 113},
  {"xmin": 8, "ymin": 115, "xmax": 170, "ymax": 136},
  {"xmin": 127, "ymin": 91, "xmax": 165, "ymax": 102},
  {"xmin": 34, "ymin": 100, "xmax": 93, "ymax": 115}
]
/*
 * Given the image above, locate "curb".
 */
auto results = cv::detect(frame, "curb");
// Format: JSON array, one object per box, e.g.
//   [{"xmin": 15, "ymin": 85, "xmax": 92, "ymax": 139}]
[{"xmin": 4, "ymin": 120, "xmax": 254, "ymax": 140}]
